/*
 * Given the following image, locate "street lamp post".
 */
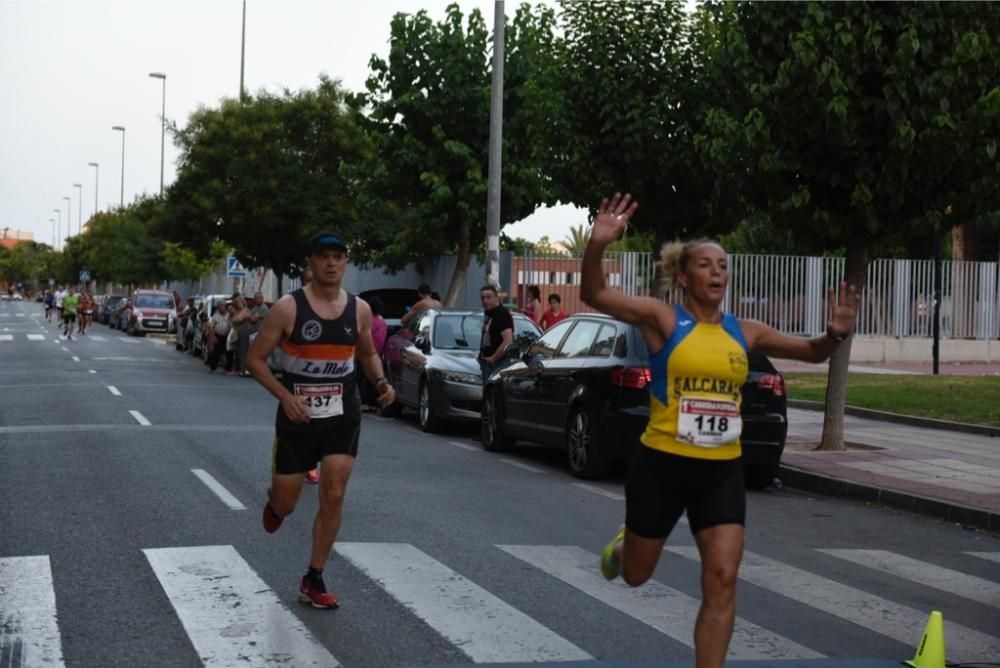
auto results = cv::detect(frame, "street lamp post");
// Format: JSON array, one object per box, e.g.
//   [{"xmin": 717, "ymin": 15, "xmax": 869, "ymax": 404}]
[
  {"xmin": 149, "ymin": 72, "xmax": 166, "ymax": 195},
  {"xmin": 62, "ymin": 197, "xmax": 71, "ymax": 244},
  {"xmin": 53, "ymin": 209, "xmax": 61, "ymax": 250},
  {"xmin": 49, "ymin": 218, "xmax": 55, "ymax": 248},
  {"xmin": 111, "ymin": 126, "xmax": 125, "ymax": 208},
  {"xmin": 73, "ymin": 184, "xmax": 83, "ymax": 235},
  {"xmin": 88, "ymin": 162, "xmax": 99, "ymax": 218}
]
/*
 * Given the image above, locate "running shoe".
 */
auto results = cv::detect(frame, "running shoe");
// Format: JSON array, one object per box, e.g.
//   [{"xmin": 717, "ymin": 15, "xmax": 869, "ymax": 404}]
[
  {"xmin": 262, "ymin": 501, "xmax": 284, "ymax": 534},
  {"xmin": 299, "ymin": 575, "xmax": 339, "ymax": 609},
  {"xmin": 600, "ymin": 525, "xmax": 626, "ymax": 581},
  {"xmin": 305, "ymin": 469, "xmax": 319, "ymax": 484}
]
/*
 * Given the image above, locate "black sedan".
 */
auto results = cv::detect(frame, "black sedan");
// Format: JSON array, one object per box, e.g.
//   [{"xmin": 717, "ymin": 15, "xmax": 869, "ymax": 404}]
[
  {"xmin": 382, "ymin": 308, "xmax": 541, "ymax": 432},
  {"xmin": 480, "ymin": 313, "xmax": 788, "ymax": 486}
]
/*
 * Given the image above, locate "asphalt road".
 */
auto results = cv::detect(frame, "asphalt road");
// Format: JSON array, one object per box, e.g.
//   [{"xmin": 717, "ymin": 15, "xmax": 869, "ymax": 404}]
[{"xmin": 1, "ymin": 297, "xmax": 998, "ymax": 668}]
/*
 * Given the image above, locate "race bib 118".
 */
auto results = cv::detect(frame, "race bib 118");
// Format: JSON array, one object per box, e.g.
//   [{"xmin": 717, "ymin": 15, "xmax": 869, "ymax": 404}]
[{"xmin": 676, "ymin": 397, "xmax": 741, "ymax": 447}]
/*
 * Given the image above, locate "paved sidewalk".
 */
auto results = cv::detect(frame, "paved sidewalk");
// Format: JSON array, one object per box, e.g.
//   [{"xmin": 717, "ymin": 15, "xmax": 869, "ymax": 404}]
[{"xmin": 779, "ymin": 408, "xmax": 1000, "ymax": 531}]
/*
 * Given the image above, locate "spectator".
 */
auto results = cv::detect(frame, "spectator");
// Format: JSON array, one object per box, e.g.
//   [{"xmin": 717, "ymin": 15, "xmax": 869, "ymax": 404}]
[
  {"xmin": 207, "ymin": 302, "xmax": 230, "ymax": 373},
  {"xmin": 360, "ymin": 296, "xmax": 388, "ymax": 413},
  {"xmin": 523, "ymin": 285, "xmax": 542, "ymax": 324},
  {"xmin": 178, "ymin": 297, "xmax": 197, "ymax": 352},
  {"xmin": 250, "ymin": 291, "xmax": 270, "ymax": 332},
  {"xmin": 401, "ymin": 283, "xmax": 442, "ymax": 325},
  {"xmin": 539, "ymin": 293, "xmax": 568, "ymax": 330},
  {"xmin": 477, "ymin": 284, "xmax": 514, "ymax": 386},
  {"xmin": 230, "ymin": 295, "xmax": 253, "ymax": 376}
]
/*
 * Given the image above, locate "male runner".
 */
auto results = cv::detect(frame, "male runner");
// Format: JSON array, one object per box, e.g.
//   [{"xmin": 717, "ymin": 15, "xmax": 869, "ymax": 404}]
[
  {"xmin": 246, "ymin": 231, "xmax": 396, "ymax": 609},
  {"xmin": 62, "ymin": 287, "xmax": 79, "ymax": 340}
]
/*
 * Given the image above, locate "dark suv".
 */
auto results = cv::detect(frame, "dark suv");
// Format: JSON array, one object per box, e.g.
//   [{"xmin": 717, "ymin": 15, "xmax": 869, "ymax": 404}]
[{"xmin": 481, "ymin": 313, "xmax": 788, "ymax": 487}]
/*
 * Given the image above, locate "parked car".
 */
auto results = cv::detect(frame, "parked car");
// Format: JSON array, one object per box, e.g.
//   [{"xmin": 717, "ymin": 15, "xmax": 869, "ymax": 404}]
[
  {"xmin": 358, "ymin": 288, "xmax": 419, "ymax": 337},
  {"xmin": 99, "ymin": 294, "xmax": 125, "ymax": 325},
  {"xmin": 480, "ymin": 313, "xmax": 788, "ymax": 485},
  {"xmin": 381, "ymin": 308, "xmax": 541, "ymax": 432},
  {"xmin": 123, "ymin": 289, "xmax": 176, "ymax": 336}
]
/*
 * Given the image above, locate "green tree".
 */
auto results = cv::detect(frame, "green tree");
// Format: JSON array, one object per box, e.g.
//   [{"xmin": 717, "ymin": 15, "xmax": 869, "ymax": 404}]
[
  {"xmin": 563, "ymin": 224, "xmax": 589, "ymax": 253},
  {"xmin": 700, "ymin": 1, "xmax": 1000, "ymax": 449},
  {"xmin": 167, "ymin": 77, "xmax": 372, "ymax": 294},
  {"xmin": 82, "ymin": 199, "xmax": 167, "ymax": 287},
  {"xmin": 359, "ymin": 3, "xmax": 558, "ymax": 304},
  {"xmin": 162, "ymin": 240, "xmax": 229, "ymax": 283}
]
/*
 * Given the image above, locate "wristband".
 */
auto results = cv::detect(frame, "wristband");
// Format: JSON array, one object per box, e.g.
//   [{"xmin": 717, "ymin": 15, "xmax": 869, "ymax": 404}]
[
  {"xmin": 826, "ymin": 328, "xmax": 847, "ymax": 343},
  {"xmin": 374, "ymin": 377, "xmax": 389, "ymax": 387}
]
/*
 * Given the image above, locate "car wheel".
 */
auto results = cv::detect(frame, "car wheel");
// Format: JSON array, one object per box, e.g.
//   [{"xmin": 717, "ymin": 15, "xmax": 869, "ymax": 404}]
[
  {"xmin": 481, "ymin": 388, "xmax": 514, "ymax": 452},
  {"xmin": 566, "ymin": 405, "xmax": 611, "ymax": 480},
  {"xmin": 418, "ymin": 379, "xmax": 443, "ymax": 433},
  {"xmin": 744, "ymin": 463, "xmax": 778, "ymax": 490}
]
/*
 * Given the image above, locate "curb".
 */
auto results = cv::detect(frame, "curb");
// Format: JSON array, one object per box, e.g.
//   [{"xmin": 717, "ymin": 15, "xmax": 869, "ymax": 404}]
[
  {"xmin": 777, "ymin": 465, "xmax": 1000, "ymax": 533},
  {"xmin": 786, "ymin": 399, "xmax": 1000, "ymax": 438}
]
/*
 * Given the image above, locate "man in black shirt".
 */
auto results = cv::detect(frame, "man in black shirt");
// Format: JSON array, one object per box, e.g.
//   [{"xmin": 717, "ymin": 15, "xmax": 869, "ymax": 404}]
[{"xmin": 478, "ymin": 285, "xmax": 514, "ymax": 386}]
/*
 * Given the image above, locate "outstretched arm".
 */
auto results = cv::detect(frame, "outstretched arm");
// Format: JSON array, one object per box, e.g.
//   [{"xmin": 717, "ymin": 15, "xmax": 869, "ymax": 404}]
[{"xmin": 581, "ymin": 193, "xmax": 672, "ymax": 352}]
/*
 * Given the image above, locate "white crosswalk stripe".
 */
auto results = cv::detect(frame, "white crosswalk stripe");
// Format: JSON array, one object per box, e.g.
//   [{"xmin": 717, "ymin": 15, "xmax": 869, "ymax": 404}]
[
  {"xmin": 89, "ymin": 335, "xmax": 107, "ymax": 341},
  {"xmin": 337, "ymin": 542, "xmax": 592, "ymax": 663},
  {"xmin": 0, "ymin": 555, "xmax": 66, "ymax": 667},
  {"xmin": 27, "ymin": 334, "xmax": 46, "ymax": 341},
  {"xmin": 820, "ymin": 549, "xmax": 1000, "ymax": 609},
  {"xmin": 0, "ymin": 334, "xmax": 12, "ymax": 341},
  {"xmin": 144, "ymin": 545, "xmax": 340, "ymax": 667},
  {"xmin": 499, "ymin": 545, "xmax": 822, "ymax": 660},
  {"xmin": 967, "ymin": 551, "xmax": 1000, "ymax": 564},
  {"xmin": 666, "ymin": 546, "xmax": 1000, "ymax": 663}
]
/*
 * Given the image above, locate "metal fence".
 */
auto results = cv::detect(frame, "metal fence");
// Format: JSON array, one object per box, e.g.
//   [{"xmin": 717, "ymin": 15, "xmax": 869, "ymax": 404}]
[{"xmin": 512, "ymin": 250, "xmax": 1000, "ymax": 340}]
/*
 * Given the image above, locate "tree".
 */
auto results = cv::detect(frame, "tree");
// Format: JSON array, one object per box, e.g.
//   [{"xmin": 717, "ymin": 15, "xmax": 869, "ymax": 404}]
[
  {"xmin": 562, "ymin": 224, "xmax": 589, "ymax": 253},
  {"xmin": 701, "ymin": 1, "xmax": 1000, "ymax": 449},
  {"xmin": 167, "ymin": 77, "xmax": 372, "ymax": 295},
  {"xmin": 162, "ymin": 240, "xmax": 229, "ymax": 283},
  {"xmin": 81, "ymin": 199, "xmax": 168, "ymax": 287},
  {"xmin": 358, "ymin": 3, "xmax": 558, "ymax": 304}
]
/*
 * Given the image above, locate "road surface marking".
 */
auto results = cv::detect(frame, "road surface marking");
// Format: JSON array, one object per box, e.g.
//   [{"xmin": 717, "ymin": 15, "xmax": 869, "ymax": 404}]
[
  {"xmin": 821, "ymin": 549, "xmax": 1000, "ymax": 609},
  {"xmin": 0, "ymin": 555, "xmax": 66, "ymax": 667},
  {"xmin": 27, "ymin": 334, "xmax": 45, "ymax": 341},
  {"xmin": 0, "ymin": 334, "xmax": 11, "ymax": 341},
  {"xmin": 571, "ymin": 482, "xmax": 625, "ymax": 501},
  {"xmin": 499, "ymin": 545, "xmax": 821, "ymax": 660},
  {"xmin": 667, "ymin": 546, "xmax": 1000, "ymax": 663},
  {"xmin": 88, "ymin": 369, "xmax": 97, "ymax": 374},
  {"xmin": 72, "ymin": 356, "xmax": 80, "ymax": 362},
  {"xmin": 15, "ymin": 312, "xmax": 24, "ymax": 317},
  {"xmin": 191, "ymin": 469, "xmax": 246, "ymax": 510},
  {"xmin": 61, "ymin": 347, "xmax": 69, "ymax": 352},
  {"xmin": 144, "ymin": 545, "xmax": 339, "ymax": 667},
  {"xmin": 89, "ymin": 335, "xmax": 107, "ymax": 341},
  {"xmin": 448, "ymin": 441, "xmax": 480, "ymax": 452},
  {"xmin": 337, "ymin": 543, "xmax": 591, "ymax": 663},
  {"xmin": 967, "ymin": 552, "xmax": 1000, "ymax": 564},
  {"xmin": 118, "ymin": 337, "xmax": 141, "ymax": 343},
  {"xmin": 107, "ymin": 386, "xmax": 122, "ymax": 396},
  {"xmin": 500, "ymin": 458, "xmax": 545, "ymax": 474},
  {"xmin": 129, "ymin": 410, "xmax": 151, "ymax": 426}
]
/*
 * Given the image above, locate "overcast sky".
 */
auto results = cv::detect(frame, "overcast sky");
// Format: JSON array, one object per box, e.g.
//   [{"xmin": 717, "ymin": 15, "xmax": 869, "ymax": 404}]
[{"xmin": 0, "ymin": 0, "xmax": 584, "ymax": 250}]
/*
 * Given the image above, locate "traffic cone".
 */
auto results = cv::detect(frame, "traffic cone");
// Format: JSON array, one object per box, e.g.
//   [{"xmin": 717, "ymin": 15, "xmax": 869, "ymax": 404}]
[{"xmin": 906, "ymin": 610, "xmax": 946, "ymax": 668}]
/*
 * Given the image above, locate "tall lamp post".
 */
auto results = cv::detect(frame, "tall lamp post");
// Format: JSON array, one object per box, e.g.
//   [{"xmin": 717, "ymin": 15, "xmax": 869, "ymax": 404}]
[
  {"xmin": 111, "ymin": 126, "xmax": 126, "ymax": 208},
  {"xmin": 49, "ymin": 218, "xmax": 55, "ymax": 248},
  {"xmin": 62, "ymin": 197, "xmax": 71, "ymax": 244},
  {"xmin": 53, "ymin": 209, "xmax": 61, "ymax": 250},
  {"xmin": 149, "ymin": 72, "xmax": 166, "ymax": 195},
  {"xmin": 88, "ymin": 162, "xmax": 99, "ymax": 217},
  {"xmin": 73, "ymin": 184, "xmax": 83, "ymax": 235}
]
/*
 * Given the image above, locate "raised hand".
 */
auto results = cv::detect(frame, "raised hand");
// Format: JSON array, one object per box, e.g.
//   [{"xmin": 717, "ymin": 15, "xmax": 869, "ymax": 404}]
[
  {"xmin": 590, "ymin": 193, "xmax": 639, "ymax": 246},
  {"xmin": 827, "ymin": 281, "xmax": 861, "ymax": 339}
]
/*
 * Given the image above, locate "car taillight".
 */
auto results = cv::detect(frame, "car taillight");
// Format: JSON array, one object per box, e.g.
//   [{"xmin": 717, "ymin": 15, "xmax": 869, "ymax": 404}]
[
  {"xmin": 610, "ymin": 367, "xmax": 652, "ymax": 389},
  {"xmin": 757, "ymin": 373, "xmax": 785, "ymax": 396}
]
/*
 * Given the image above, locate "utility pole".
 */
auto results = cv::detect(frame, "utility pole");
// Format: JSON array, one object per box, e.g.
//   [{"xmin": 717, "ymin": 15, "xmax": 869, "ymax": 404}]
[
  {"xmin": 484, "ymin": 0, "xmax": 505, "ymax": 288},
  {"xmin": 239, "ymin": 0, "xmax": 247, "ymax": 102}
]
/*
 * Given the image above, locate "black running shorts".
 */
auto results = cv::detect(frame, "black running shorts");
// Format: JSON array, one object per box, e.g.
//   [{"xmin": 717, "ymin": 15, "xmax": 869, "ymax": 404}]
[
  {"xmin": 63, "ymin": 313, "xmax": 76, "ymax": 323},
  {"xmin": 271, "ymin": 419, "xmax": 361, "ymax": 475},
  {"xmin": 625, "ymin": 445, "xmax": 745, "ymax": 538}
]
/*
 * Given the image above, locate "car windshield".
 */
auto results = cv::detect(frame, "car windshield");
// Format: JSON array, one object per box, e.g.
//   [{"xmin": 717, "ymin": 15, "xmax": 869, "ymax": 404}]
[{"xmin": 135, "ymin": 295, "xmax": 173, "ymax": 309}]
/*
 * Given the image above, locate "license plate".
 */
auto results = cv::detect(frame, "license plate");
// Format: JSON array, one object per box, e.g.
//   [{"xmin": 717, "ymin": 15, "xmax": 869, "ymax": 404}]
[{"xmin": 146, "ymin": 320, "xmax": 164, "ymax": 327}]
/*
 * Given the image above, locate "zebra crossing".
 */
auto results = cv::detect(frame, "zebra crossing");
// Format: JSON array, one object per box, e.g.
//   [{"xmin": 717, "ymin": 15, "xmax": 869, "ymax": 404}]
[
  {"xmin": 0, "ymin": 333, "xmax": 156, "ymax": 343},
  {"xmin": 1, "ymin": 544, "xmax": 997, "ymax": 667}
]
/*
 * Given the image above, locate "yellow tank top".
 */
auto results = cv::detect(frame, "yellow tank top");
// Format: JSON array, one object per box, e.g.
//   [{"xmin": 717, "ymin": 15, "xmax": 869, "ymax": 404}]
[{"xmin": 640, "ymin": 305, "xmax": 749, "ymax": 460}]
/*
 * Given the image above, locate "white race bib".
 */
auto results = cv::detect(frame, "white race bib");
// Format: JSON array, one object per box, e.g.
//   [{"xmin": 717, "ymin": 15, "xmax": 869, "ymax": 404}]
[
  {"xmin": 676, "ymin": 397, "xmax": 741, "ymax": 447},
  {"xmin": 295, "ymin": 383, "xmax": 344, "ymax": 419}
]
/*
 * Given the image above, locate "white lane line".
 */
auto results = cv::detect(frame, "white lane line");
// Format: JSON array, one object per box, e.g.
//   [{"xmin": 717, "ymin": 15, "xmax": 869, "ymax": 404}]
[
  {"xmin": 107, "ymin": 386, "xmax": 122, "ymax": 396},
  {"xmin": 61, "ymin": 347, "xmax": 69, "ymax": 352},
  {"xmin": 571, "ymin": 482, "xmax": 625, "ymax": 501},
  {"xmin": 72, "ymin": 356, "xmax": 80, "ymax": 362},
  {"xmin": 967, "ymin": 552, "xmax": 1000, "ymax": 564},
  {"xmin": 144, "ymin": 545, "xmax": 339, "ymax": 667},
  {"xmin": 337, "ymin": 543, "xmax": 591, "ymax": 663},
  {"xmin": 0, "ymin": 555, "xmax": 67, "ymax": 667},
  {"xmin": 499, "ymin": 545, "xmax": 821, "ymax": 660},
  {"xmin": 449, "ymin": 441, "xmax": 480, "ymax": 452},
  {"xmin": 27, "ymin": 334, "xmax": 46, "ymax": 341},
  {"xmin": 90, "ymin": 335, "xmax": 107, "ymax": 341},
  {"xmin": 191, "ymin": 469, "xmax": 246, "ymax": 510},
  {"xmin": 88, "ymin": 369, "xmax": 97, "ymax": 374},
  {"xmin": 129, "ymin": 410, "xmax": 151, "ymax": 426},
  {"xmin": 0, "ymin": 334, "xmax": 12, "ymax": 341},
  {"xmin": 820, "ymin": 549, "xmax": 1000, "ymax": 609},
  {"xmin": 500, "ymin": 458, "xmax": 546, "ymax": 474},
  {"xmin": 667, "ymin": 546, "xmax": 1000, "ymax": 663},
  {"xmin": 15, "ymin": 312, "xmax": 24, "ymax": 317}
]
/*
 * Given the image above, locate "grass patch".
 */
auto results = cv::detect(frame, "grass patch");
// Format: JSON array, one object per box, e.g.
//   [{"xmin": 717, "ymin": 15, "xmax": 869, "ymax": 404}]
[{"xmin": 783, "ymin": 373, "xmax": 1000, "ymax": 428}]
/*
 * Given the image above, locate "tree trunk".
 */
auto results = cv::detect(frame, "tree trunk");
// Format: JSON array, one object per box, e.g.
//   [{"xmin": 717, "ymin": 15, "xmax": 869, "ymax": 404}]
[
  {"xmin": 273, "ymin": 262, "xmax": 284, "ymax": 297},
  {"xmin": 443, "ymin": 221, "xmax": 471, "ymax": 307},
  {"xmin": 818, "ymin": 238, "xmax": 868, "ymax": 451},
  {"xmin": 951, "ymin": 221, "xmax": 975, "ymax": 261}
]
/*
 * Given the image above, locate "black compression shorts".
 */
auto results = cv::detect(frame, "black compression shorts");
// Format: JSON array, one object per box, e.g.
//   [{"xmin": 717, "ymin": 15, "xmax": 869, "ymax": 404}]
[
  {"xmin": 271, "ymin": 419, "xmax": 361, "ymax": 475},
  {"xmin": 625, "ymin": 445, "xmax": 745, "ymax": 538},
  {"xmin": 63, "ymin": 313, "xmax": 76, "ymax": 323}
]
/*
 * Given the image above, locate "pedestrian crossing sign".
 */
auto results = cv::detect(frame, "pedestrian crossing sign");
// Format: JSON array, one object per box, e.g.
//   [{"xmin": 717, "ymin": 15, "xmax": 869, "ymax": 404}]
[
  {"xmin": 79, "ymin": 270, "xmax": 91, "ymax": 283},
  {"xmin": 227, "ymin": 256, "xmax": 247, "ymax": 277}
]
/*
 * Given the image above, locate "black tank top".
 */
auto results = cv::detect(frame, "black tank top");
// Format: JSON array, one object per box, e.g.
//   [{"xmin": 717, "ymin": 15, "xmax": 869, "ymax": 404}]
[{"xmin": 276, "ymin": 289, "xmax": 360, "ymax": 431}]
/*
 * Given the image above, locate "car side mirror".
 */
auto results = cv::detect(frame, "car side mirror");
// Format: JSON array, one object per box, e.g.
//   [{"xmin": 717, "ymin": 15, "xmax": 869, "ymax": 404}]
[{"xmin": 413, "ymin": 335, "xmax": 430, "ymax": 353}]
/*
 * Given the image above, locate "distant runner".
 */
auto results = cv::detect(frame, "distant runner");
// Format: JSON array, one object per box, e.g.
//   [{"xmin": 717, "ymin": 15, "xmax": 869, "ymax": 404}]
[{"xmin": 61, "ymin": 287, "xmax": 79, "ymax": 340}]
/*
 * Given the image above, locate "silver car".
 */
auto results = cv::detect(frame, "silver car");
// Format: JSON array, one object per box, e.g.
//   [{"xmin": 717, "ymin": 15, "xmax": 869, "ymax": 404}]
[{"xmin": 382, "ymin": 308, "xmax": 541, "ymax": 432}]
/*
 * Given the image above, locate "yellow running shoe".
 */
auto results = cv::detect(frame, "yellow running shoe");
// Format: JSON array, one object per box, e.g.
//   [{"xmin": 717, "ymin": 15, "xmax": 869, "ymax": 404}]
[{"xmin": 600, "ymin": 525, "xmax": 625, "ymax": 580}]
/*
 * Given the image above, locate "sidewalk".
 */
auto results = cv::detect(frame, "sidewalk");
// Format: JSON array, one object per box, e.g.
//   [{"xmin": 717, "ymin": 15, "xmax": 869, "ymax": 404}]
[{"xmin": 778, "ymin": 408, "xmax": 1000, "ymax": 532}]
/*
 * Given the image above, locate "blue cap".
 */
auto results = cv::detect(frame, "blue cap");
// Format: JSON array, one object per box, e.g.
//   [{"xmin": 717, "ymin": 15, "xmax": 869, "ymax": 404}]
[{"xmin": 307, "ymin": 231, "xmax": 348, "ymax": 255}]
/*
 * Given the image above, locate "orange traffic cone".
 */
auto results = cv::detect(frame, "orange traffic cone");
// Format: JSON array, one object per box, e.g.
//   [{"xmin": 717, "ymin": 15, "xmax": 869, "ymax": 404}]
[{"xmin": 906, "ymin": 610, "xmax": 946, "ymax": 668}]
